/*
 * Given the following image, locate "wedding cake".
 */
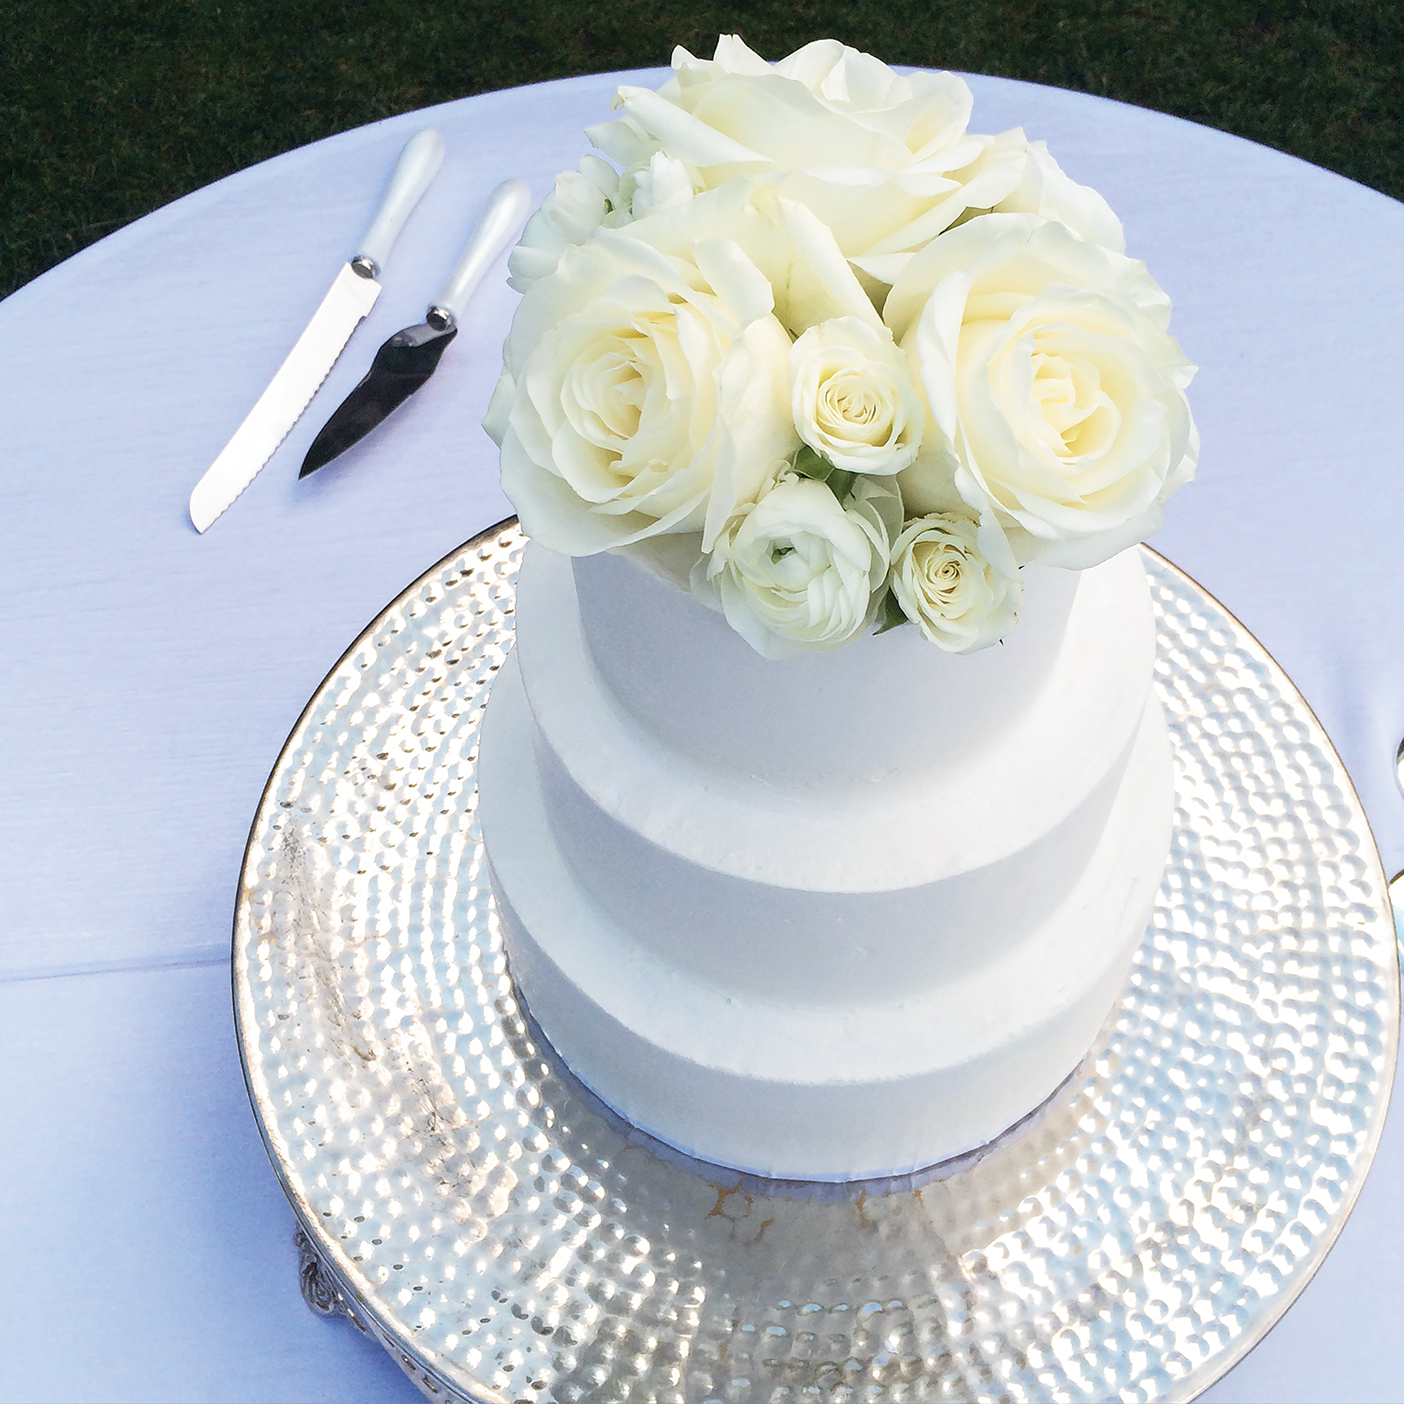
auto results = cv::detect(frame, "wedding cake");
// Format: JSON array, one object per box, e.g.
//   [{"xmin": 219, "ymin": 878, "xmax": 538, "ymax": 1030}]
[{"xmin": 476, "ymin": 37, "xmax": 1197, "ymax": 1179}]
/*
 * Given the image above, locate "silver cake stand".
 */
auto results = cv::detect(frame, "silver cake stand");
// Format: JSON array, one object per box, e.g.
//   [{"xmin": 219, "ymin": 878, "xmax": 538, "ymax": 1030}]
[{"xmin": 234, "ymin": 520, "xmax": 1399, "ymax": 1404}]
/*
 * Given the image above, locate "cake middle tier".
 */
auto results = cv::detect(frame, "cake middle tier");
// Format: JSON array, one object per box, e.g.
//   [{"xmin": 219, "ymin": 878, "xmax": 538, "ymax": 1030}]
[{"xmin": 507, "ymin": 543, "xmax": 1158, "ymax": 1007}]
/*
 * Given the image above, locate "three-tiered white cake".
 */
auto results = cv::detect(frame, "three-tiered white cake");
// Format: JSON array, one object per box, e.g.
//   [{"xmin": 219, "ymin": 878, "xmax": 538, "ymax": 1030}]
[
  {"xmin": 476, "ymin": 35, "xmax": 1193, "ymax": 1180},
  {"xmin": 478, "ymin": 542, "xmax": 1172, "ymax": 1179}
]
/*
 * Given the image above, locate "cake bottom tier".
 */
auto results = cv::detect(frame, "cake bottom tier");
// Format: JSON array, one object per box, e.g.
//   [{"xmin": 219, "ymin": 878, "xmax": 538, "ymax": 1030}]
[{"xmin": 479, "ymin": 659, "xmax": 1174, "ymax": 1181}]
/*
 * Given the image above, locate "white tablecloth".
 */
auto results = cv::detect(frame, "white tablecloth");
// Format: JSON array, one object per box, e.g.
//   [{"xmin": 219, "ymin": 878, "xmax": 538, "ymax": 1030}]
[{"xmin": 2, "ymin": 68, "xmax": 1402, "ymax": 1401}]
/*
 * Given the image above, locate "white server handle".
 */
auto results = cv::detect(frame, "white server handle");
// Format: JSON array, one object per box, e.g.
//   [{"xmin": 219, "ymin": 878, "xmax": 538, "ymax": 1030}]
[{"xmin": 431, "ymin": 179, "xmax": 532, "ymax": 322}]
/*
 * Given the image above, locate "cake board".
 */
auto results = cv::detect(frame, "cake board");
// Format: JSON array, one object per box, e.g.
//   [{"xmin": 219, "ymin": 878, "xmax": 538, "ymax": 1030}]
[{"xmin": 233, "ymin": 519, "xmax": 1400, "ymax": 1404}]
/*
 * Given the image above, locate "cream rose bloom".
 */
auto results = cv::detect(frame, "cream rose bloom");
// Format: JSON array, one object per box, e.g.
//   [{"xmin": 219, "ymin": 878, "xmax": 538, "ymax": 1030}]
[
  {"xmin": 508, "ymin": 156, "xmax": 621, "ymax": 293},
  {"xmin": 695, "ymin": 472, "xmax": 902, "ymax": 657},
  {"xmin": 600, "ymin": 36, "xmax": 1028, "ymax": 264},
  {"xmin": 508, "ymin": 38, "xmax": 1126, "ymax": 298},
  {"xmin": 508, "ymin": 153, "xmax": 701, "ymax": 293},
  {"xmin": 485, "ymin": 227, "xmax": 797, "ymax": 555},
  {"xmin": 886, "ymin": 214, "xmax": 1197, "ymax": 568},
  {"xmin": 991, "ymin": 140, "xmax": 1124, "ymax": 253},
  {"xmin": 588, "ymin": 178, "xmax": 883, "ymax": 339},
  {"xmin": 888, "ymin": 510, "xmax": 1022, "ymax": 652},
  {"xmin": 789, "ymin": 317, "xmax": 923, "ymax": 475}
]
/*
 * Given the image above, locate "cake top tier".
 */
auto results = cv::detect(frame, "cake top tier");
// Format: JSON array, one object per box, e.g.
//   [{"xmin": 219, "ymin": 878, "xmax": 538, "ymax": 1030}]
[{"xmin": 573, "ymin": 547, "xmax": 1080, "ymax": 788}]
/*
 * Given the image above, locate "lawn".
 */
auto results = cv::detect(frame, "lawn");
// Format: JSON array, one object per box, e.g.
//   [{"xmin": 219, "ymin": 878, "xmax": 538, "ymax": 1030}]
[{"xmin": 3, "ymin": 0, "xmax": 1400, "ymax": 299}]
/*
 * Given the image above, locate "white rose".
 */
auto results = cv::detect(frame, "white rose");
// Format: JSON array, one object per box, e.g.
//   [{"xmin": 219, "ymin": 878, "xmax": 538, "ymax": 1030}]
[
  {"xmin": 522, "ymin": 40, "xmax": 1123, "ymax": 295},
  {"xmin": 506, "ymin": 153, "xmax": 699, "ymax": 293},
  {"xmin": 601, "ymin": 179, "xmax": 883, "ymax": 338},
  {"xmin": 619, "ymin": 151, "xmax": 696, "ymax": 220},
  {"xmin": 888, "ymin": 510, "xmax": 1022, "ymax": 653},
  {"xmin": 789, "ymin": 317, "xmax": 923, "ymax": 475},
  {"xmin": 507, "ymin": 156, "xmax": 621, "ymax": 292},
  {"xmin": 990, "ymin": 139, "xmax": 1124, "ymax": 253},
  {"xmin": 853, "ymin": 135, "xmax": 1127, "ymax": 287},
  {"xmin": 886, "ymin": 214, "xmax": 1197, "ymax": 568},
  {"xmin": 695, "ymin": 472, "xmax": 901, "ymax": 657},
  {"xmin": 599, "ymin": 36, "xmax": 1027, "ymax": 263},
  {"xmin": 485, "ymin": 229, "xmax": 797, "ymax": 555}
]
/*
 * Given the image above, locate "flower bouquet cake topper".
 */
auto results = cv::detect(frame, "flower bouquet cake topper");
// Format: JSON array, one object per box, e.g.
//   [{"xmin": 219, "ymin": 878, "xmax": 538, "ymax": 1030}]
[{"xmin": 484, "ymin": 35, "xmax": 1198, "ymax": 657}]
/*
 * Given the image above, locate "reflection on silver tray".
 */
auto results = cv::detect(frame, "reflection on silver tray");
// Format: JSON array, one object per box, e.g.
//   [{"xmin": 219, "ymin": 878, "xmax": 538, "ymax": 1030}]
[{"xmin": 234, "ymin": 521, "xmax": 1399, "ymax": 1404}]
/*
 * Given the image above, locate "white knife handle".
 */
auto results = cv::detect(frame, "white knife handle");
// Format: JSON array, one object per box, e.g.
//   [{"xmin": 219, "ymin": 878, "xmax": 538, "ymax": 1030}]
[
  {"xmin": 353, "ymin": 129, "xmax": 445, "ymax": 276},
  {"xmin": 430, "ymin": 179, "xmax": 532, "ymax": 323}
]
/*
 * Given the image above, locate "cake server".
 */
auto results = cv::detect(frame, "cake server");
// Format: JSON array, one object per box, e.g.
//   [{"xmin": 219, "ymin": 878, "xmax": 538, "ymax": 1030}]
[
  {"xmin": 299, "ymin": 178, "xmax": 531, "ymax": 478},
  {"xmin": 189, "ymin": 127, "xmax": 445, "ymax": 532}
]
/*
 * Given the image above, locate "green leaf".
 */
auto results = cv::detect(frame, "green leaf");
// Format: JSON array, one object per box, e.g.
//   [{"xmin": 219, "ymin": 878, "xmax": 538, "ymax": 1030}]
[
  {"xmin": 791, "ymin": 445, "xmax": 859, "ymax": 502},
  {"xmin": 825, "ymin": 468, "xmax": 858, "ymax": 503},
  {"xmin": 791, "ymin": 444, "xmax": 832, "ymax": 482},
  {"xmin": 875, "ymin": 589, "xmax": 910, "ymax": 634}
]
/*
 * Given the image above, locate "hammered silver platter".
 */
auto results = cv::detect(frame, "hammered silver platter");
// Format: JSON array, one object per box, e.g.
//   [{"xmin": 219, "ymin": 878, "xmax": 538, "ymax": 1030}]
[{"xmin": 234, "ymin": 520, "xmax": 1399, "ymax": 1404}]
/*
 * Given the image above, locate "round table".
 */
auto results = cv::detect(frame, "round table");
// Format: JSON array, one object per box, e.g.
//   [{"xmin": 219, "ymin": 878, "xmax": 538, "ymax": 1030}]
[{"xmin": 2, "ymin": 68, "xmax": 1402, "ymax": 1402}]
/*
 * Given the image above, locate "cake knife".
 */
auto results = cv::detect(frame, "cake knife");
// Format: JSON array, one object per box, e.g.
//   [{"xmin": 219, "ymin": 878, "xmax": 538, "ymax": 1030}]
[
  {"xmin": 189, "ymin": 127, "xmax": 445, "ymax": 532},
  {"xmin": 299, "ymin": 178, "xmax": 532, "ymax": 477}
]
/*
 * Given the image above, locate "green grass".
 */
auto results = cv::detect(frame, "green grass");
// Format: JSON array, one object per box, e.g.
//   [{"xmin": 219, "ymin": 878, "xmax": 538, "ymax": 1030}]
[{"xmin": 3, "ymin": 0, "xmax": 1401, "ymax": 299}]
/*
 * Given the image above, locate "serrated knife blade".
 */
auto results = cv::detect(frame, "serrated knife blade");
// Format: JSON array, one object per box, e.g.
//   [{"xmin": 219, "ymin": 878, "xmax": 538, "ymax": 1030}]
[
  {"xmin": 190, "ymin": 264, "xmax": 379, "ymax": 531},
  {"xmin": 188, "ymin": 127, "xmax": 445, "ymax": 532}
]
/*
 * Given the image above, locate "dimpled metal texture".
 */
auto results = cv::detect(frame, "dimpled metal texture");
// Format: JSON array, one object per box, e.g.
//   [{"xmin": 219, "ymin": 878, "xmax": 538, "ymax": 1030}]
[{"xmin": 235, "ymin": 522, "xmax": 1398, "ymax": 1404}]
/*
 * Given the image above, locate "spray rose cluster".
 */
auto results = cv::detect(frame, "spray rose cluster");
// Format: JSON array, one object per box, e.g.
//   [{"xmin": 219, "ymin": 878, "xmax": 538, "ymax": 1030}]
[{"xmin": 485, "ymin": 36, "xmax": 1197, "ymax": 657}]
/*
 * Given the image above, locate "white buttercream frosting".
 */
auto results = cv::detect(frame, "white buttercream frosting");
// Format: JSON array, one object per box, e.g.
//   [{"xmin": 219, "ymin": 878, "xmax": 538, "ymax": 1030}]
[{"xmin": 477, "ymin": 543, "xmax": 1173, "ymax": 1179}]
